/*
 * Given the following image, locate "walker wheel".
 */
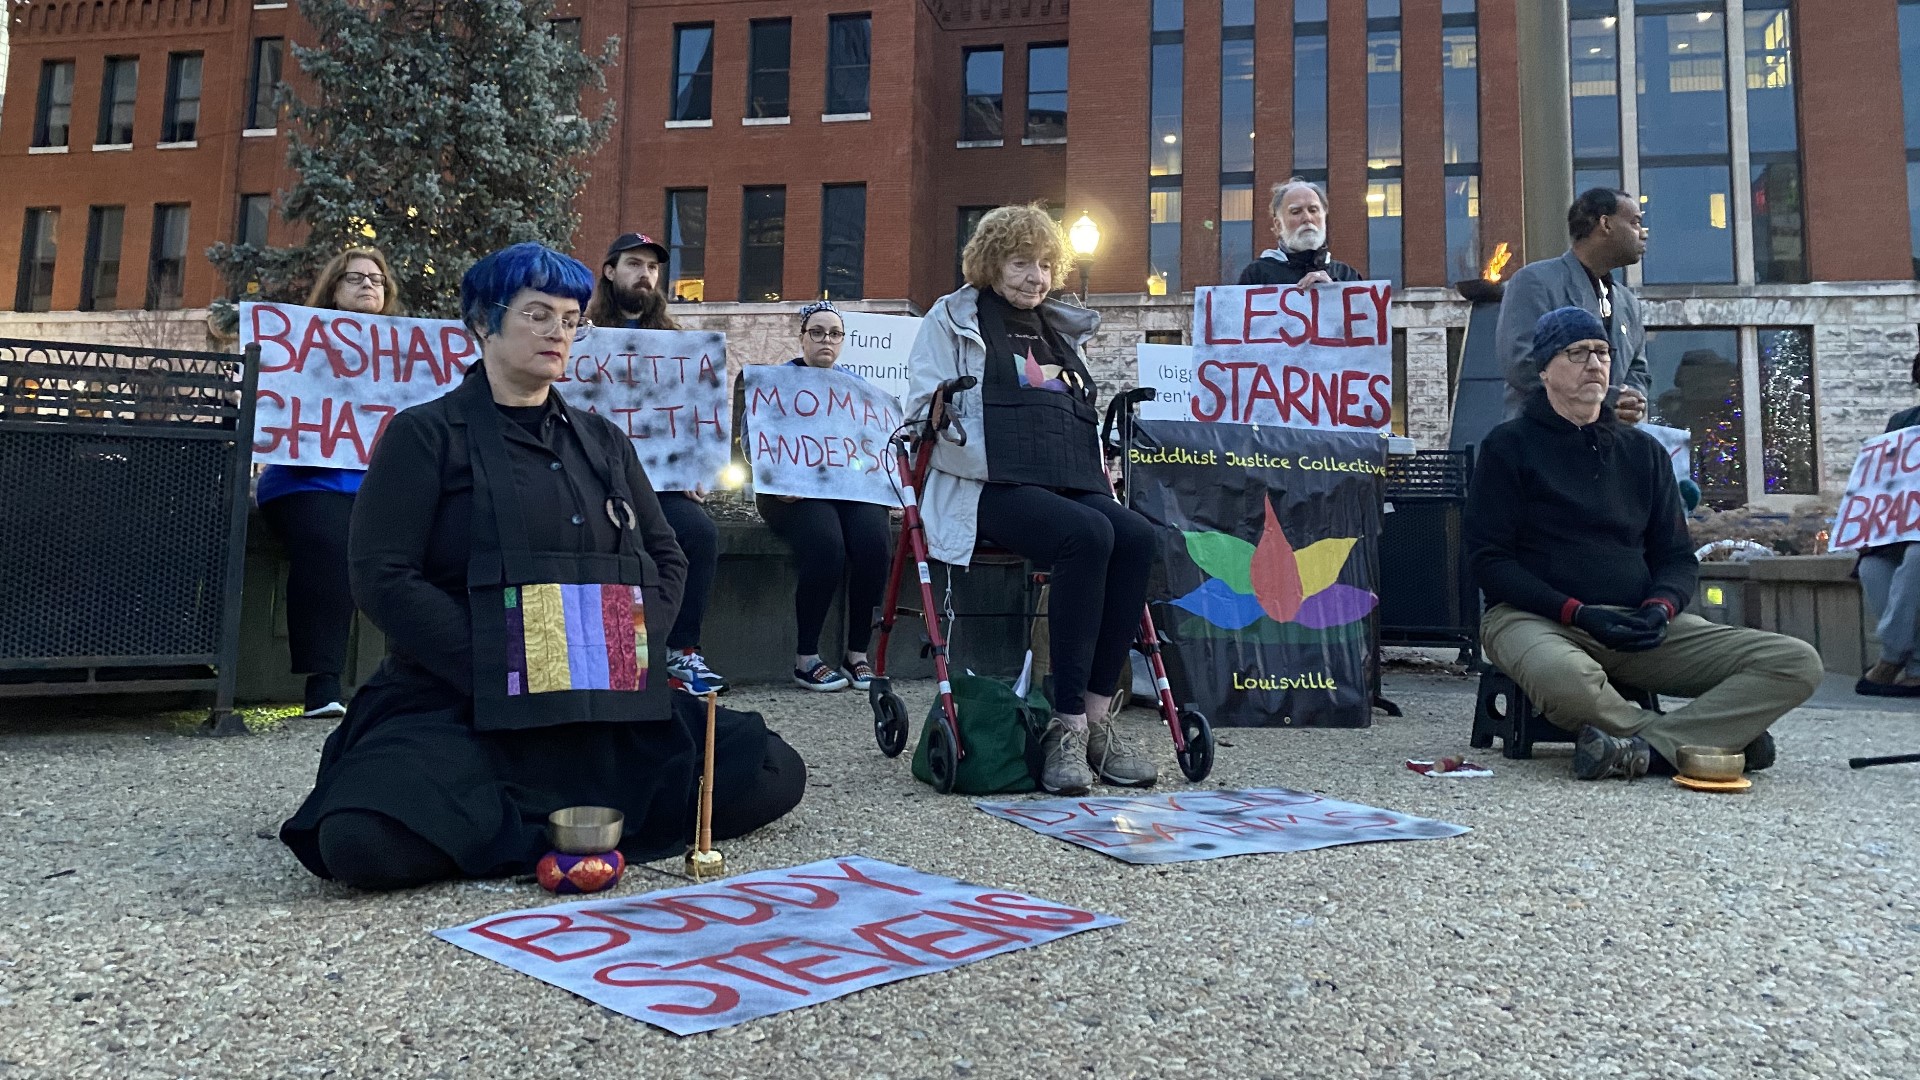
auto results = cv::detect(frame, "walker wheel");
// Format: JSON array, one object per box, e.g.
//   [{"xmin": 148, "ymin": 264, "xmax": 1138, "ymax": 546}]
[
  {"xmin": 1176, "ymin": 707, "xmax": 1215, "ymax": 782},
  {"xmin": 872, "ymin": 691, "xmax": 910, "ymax": 758},
  {"xmin": 927, "ymin": 716, "xmax": 959, "ymax": 794}
]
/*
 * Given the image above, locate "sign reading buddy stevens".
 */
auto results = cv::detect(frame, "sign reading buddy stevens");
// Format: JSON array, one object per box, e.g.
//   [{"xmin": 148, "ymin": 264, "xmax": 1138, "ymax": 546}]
[{"xmin": 1127, "ymin": 419, "xmax": 1385, "ymax": 727}]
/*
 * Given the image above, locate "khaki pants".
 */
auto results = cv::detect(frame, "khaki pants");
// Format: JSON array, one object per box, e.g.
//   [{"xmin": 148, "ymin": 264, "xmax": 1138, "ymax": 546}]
[{"xmin": 1481, "ymin": 604, "xmax": 1824, "ymax": 764}]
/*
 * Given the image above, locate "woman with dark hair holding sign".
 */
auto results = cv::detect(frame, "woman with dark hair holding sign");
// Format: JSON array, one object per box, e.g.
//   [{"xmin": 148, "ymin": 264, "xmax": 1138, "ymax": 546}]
[
  {"xmin": 905, "ymin": 204, "xmax": 1159, "ymax": 796},
  {"xmin": 255, "ymin": 246, "xmax": 405, "ymax": 719},
  {"xmin": 279, "ymin": 242, "xmax": 805, "ymax": 891},
  {"xmin": 756, "ymin": 301, "xmax": 895, "ymax": 692}
]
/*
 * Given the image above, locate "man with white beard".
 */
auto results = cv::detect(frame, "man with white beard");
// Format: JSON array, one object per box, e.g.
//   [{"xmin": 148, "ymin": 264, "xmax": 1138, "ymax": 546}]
[{"xmin": 1235, "ymin": 177, "xmax": 1362, "ymax": 287}]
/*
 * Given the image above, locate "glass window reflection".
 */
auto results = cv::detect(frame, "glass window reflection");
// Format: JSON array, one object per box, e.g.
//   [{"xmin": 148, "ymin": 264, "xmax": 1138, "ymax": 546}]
[
  {"xmin": 1641, "ymin": 165, "xmax": 1734, "ymax": 284},
  {"xmin": 1645, "ymin": 327, "xmax": 1745, "ymax": 508},
  {"xmin": 1759, "ymin": 328, "xmax": 1816, "ymax": 495}
]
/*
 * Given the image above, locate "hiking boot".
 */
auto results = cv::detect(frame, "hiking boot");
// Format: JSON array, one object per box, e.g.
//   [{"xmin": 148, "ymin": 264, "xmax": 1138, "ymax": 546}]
[
  {"xmin": 1742, "ymin": 731, "xmax": 1776, "ymax": 772},
  {"xmin": 1040, "ymin": 718, "xmax": 1096, "ymax": 796},
  {"xmin": 1572, "ymin": 724, "xmax": 1651, "ymax": 781},
  {"xmin": 1087, "ymin": 713, "xmax": 1158, "ymax": 787}
]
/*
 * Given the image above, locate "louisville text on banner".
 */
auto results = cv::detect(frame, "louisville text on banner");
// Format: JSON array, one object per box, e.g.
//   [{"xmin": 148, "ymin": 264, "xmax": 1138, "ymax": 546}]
[
  {"xmin": 433, "ymin": 856, "xmax": 1120, "ymax": 1035},
  {"xmin": 243, "ymin": 302, "xmax": 731, "ymax": 491},
  {"xmin": 741, "ymin": 364, "xmax": 906, "ymax": 507}
]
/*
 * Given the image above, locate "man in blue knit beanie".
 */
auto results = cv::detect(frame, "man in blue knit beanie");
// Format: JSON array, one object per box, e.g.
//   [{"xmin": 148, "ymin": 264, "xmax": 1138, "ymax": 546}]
[{"xmin": 1462, "ymin": 307, "xmax": 1822, "ymax": 781}]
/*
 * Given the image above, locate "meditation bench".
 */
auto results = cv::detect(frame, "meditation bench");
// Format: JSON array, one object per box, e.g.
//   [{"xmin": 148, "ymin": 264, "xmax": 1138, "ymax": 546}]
[{"xmin": 1471, "ymin": 668, "xmax": 1659, "ymax": 760}]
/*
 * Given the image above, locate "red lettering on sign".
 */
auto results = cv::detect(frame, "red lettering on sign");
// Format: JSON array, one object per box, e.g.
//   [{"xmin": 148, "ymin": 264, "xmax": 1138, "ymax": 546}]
[
  {"xmin": 792, "ymin": 859, "xmax": 923, "ymax": 897},
  {"xmin": 591, "ymin": 963, "xmax": 740, "ymax": 1016},
  {"xmin": 1242, "ymin": 287, "xmax": 1283, "ymax": 345},
  {"xmin": 471, "ymin": 913, "xmax": 628, "ymax": 963},
  {"xmin": 249, "ymin": 305, "xmax": 297, "ymax": 372}
]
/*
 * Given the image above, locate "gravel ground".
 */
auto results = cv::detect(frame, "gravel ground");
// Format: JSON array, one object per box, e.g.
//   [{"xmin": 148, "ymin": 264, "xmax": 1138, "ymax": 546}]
[{"xmin": 2, "ymin": 672, "xmax": 1916, "ymax": 1080}]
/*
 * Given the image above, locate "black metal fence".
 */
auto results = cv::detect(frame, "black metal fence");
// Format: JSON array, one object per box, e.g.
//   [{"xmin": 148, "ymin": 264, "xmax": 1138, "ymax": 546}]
[
  {"xmin": 0, "ymin": 338, "xmax": 259, "ymax": 732},
  {"xmin": 1379, "ymin": 448, "xmax": 1480, "ymax": 662}
]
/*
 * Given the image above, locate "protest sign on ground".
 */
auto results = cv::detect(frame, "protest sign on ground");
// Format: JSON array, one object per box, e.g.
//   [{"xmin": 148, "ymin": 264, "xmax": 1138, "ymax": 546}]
[
  {"xmin": 1830, "ymin": 427, "xmax": 1920, "ymax": 551},
  {"xmin": 243, "ymin": 302, "xmax": 729, "ymax": 490},
  {"xmin": 434, "ymin": 856, "xmax": 1121, "ymax": 1035},
  {"xmin": 1180, "ymin": 282, "xmax": 1395, "ymax": 431},
  {"xmin": 740, "ymin": 364, "xmax": 905, "ymax": 506},
  {"xmin": 835, "ymin": 312, "xmax": 919, "ymax": 400},
  {"xmin": 977, "ymin": 788, "xmax": 1467, "ymax": 864},
  {"xmin": 1127, "ymin": 418, "xmax": 1385, "ymax": 727}
]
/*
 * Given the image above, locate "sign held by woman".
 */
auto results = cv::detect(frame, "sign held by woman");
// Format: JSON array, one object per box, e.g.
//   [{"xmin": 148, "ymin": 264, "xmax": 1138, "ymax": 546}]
[{"xmin": 741, "ymin": 364, "xmax": 905, "ymax": 507}]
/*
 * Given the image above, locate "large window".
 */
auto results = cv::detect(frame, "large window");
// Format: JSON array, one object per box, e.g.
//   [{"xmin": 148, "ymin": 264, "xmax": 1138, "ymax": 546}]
[
  {"xmin": 962, "ymin": 48, "xmax": 1003, "ymax": 141},
  {"xmin": 748, "ymin": 19, "xmax": 791, "ymax": 119},
  {"xmin": 162, "ymin": 53, "xmax": 202, "ymax": 143},
  {"xmin": 237, "ymin": 194, "xmax": 271, "ymax": 248},
  {"xmin": 82, "ymin": 206, "xmax": 124, "ymax": 312},
  {"xmin": 16, "ymin": 209, "xmax": 59, "ymax": 313},
  {"xmin": 1746, "ymin": 1, "xmax": 1804, "ymax": 284},
  {"xmin": 672, "ymin": 24, "xmax": 715, "ymax": 122},
  {"xmin": 1637, "ymin": 9, "xmax": 1734, "ymax": 285},
  {"xmin": 826, "ymin": 14, "xmax": 872, "ymax": 115},
  {"xmin": 739, "ymin": 186, "xmax": 786, "ymax": 302},
  {"xmin": 33, "ymin": 60, "xmax": 75, "ymax": 149},
  {"xmin": 1646, "ymin": 328, "xmax": 1744, "ymax": 507},
  {"xmin": 1904, "ymin": 2, "xmax": 1920, "ymax": 276},
  {"xmin": 247, "ymin": 38, "xmax": 282, "ymax": 131},
  {"xmin": 1220, "ymin": 18, "xmax": 1254, "ymax": 174},
  {"xmin": 1220, "ymin": 184, "xmax": 1254, "ymax": 284},
  {"xmin": 956, "ymin": 206, "xmax": 990, "ymax": 288},
  {"xmin": 1026, "ymin": 44, "xmax": 1067, "ymax": 141},
  {"xmin": 147, "ymin": 204, "xmax": 191, "ymax": 310},
  {"xmin": 1294, "ymin": 1, "xmax": 1328, "ymax": 173},
  {"xmin": 1150, "ymin": 1, "xmax": 1184, "ymax": 295},
  {"xmin": 820, "ymin": 184, "xmax": 866, "ymax": 300},
  {"xmin": 1443, "ymin": 2, "xmax": 1480, "ymax": 283},
  {"xmin": 1570, "ymin": 1, "xmax": 1622, "ymax": 193},
  {"xmin": 1367, "ymin": 1, "xmax": 1403, "ymax": 287},
  {"xmin": 1759, "ymin": 328, "xmax": 1815, "ymax": 495},
  {"xmin": 666, "ymin": 189, "xmax": 707, "ymax": 302},
  {"xmin": 97, "ymin": 57, "xmax": 138, "ymax": 146}
]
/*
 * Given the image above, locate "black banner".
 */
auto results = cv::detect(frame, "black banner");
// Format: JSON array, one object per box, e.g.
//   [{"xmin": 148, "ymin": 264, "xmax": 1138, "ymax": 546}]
[{"xmin": 1127, "ymin": 420, "xmax": 1386, "ymax": 728}]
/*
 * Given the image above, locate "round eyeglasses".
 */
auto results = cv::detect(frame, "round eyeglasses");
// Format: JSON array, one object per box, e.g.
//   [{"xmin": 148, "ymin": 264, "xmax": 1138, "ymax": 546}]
[
  {"xmin": 496, "ymin": 303, "xmax": 593, "ymax": 342},
  {"xmin": 803, "ymin": 328, "xmax": 846, "ymax": 343}
]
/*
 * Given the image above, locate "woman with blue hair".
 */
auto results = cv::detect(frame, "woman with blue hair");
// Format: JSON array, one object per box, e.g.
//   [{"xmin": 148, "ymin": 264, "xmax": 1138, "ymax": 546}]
[{"xmin": 280, "ymin": 242, "xmax": 807, "ymax": 890}]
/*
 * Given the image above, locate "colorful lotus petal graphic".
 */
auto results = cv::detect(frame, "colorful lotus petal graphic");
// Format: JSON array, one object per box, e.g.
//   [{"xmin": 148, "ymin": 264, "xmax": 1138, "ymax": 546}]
[{"xmin": 1171, "ymin": 499, "xmax": 1377, "ymax": 631}]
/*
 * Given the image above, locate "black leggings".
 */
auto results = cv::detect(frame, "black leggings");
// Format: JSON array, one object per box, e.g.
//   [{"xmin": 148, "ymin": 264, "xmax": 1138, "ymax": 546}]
[
  {"xmin": 974, "ymin": 484, "xmax": 1156, "ymax": 715},
  {"xmin": 315, "ymin": 733, "xmax": 808, "ymax": 891},
  {"xmin": 657, "ymin": 492, "xmax": 718, "ymax": 651},
  {"xmin": 756, "ymin": 496, "xmax": 892, "ymax": 656},
  {"xmin": 259, "ymin": 491, "xmax": 356, "ymax": 676}
]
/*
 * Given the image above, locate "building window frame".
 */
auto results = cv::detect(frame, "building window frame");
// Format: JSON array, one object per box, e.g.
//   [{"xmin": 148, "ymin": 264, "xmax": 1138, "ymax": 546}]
[
  {"xmin": 1025, "ymin": 43, "xmax": 1068, "ymax": 142},
  {"xmin": 819, "ymin": 183, "xmax": 867, "ymax": 300},
  {"xmin": 237, "ymin": 194, "xmax": 272, "ymax": 249},
  {"xmin": 961, "ymin": 47, "xmax": 1005, "ymax": 143},
  {"xmin": 82, "ymin": 205, "xmax": 126, "ymax": 312},
  {"xmin": 739, "ymin": 185, "xmax": 787, "ymax": 303},
  {"xmin": 671, "ymin": 23, "xmax": 716, "ymax": 124},
  {"xmin": 96, "ymin": 56, "xmax": 139, "ymax": 148},
  {"xmin": 16, "ymin": 208, "xmax": 60, "ymax": 313},
  {"xmin": 33, "ymin": 60, "xmax": 76, "ymax": 150},
  {"xmin": 147, "ymin": 204, "xmax": 191, "ymax": 311},
  {"xmin": 747, "ymin": 18, "xmax": 792, "ymax": 120},
  {"xmin": 246, "ymin": 38, "xmax": 283, "ymax": 133},
  {"xmin": 666, "ymin": 188, "xmax": 708, "ymax": 303},
  {"xmin": 162, "ymin": 52, "xmax": 204, "ymax": 145},
  {"xmin": 826, "ymin": 13, "xmax": 873, "ymax": 117}
]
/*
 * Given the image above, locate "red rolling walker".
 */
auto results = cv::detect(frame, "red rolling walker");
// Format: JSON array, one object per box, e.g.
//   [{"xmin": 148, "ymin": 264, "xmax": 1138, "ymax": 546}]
[{"xmin": 865, "ymin": 377, "xmax": 1216, "ymax": 794}]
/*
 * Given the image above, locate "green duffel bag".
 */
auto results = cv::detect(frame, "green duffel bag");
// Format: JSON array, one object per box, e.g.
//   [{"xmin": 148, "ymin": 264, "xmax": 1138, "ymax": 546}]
[{"xmin": 910, "ymin": 673, "xmax": 1052, "ymax": 794}]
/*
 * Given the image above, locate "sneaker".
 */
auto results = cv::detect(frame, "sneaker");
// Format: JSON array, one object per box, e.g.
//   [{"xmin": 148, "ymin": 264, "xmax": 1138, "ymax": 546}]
[
  {"xmin": 1040, "ymin": 718, "xmax": 1096, "ymax": 796},
  {"xmin": 666, "ymin": 650, "xmax": 729, "ymax": 694},
  {"xmin": 1087, "ymin": 713, "xmax": 1158, "ymax": 787},
  {"xmin": 301, "ymin": 674, "xmax": 346, "ymax": 719},
  {"xmin": 793, "ymin": 661, "xmax": 851, "ymax": 692},
  {"xmin": 1572, "ymin": 724, "xmax": 1651, "ymax": 781},
  {"xmin": 842, "ymin": 656, "xmax": 875, "ymax": 691},
  {"xmin": 1742, "ymin": 731, "xmax": 1776, "ymax": 773}
]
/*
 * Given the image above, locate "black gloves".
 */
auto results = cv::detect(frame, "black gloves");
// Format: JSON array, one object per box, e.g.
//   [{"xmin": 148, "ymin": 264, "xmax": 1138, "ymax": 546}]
[{"xmin": 1572, "ymin": 603, "xmax": 1669, "ymax": 653}]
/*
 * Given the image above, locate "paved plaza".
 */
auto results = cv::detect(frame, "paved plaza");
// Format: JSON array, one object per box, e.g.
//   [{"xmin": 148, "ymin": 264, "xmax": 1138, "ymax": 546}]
[{"xmin": 1, "ymin": 670, "xmax": 1915, "ymax": 1080}]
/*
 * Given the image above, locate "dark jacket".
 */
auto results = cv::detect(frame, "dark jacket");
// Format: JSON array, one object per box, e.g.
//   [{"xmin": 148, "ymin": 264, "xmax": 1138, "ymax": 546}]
[
  {"xmin": 1494, "ymin": 250, "xmax": 1650, "ymax": 418},
  {"xmin": 1236, "ymin": 247, "xmax": 1363, "ymax": 286},
  {"xmin": 348, "ymin": 373, "xmax": 688, "ymax": 695},
  {"xmin": 1465, "ymin": 391, "xmax": 1697, "ymax": 621}
]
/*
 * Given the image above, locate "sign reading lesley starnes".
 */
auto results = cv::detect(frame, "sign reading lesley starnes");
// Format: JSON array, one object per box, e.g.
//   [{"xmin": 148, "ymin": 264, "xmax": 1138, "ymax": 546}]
[
  {"xmin": 1127, "ymin": 418, "xmax": 1386, "ymax": 728},
  {"xmin": 242, "ymin": 302, "xmax": 730, "ymax": 492},
  {"xmin": 1150, "ymin": 282, "xmax": 1393, "ymax": 432},
  {"xmin": 1831, "ymin": 427, "xmax": 1920, "ymax": 552}
]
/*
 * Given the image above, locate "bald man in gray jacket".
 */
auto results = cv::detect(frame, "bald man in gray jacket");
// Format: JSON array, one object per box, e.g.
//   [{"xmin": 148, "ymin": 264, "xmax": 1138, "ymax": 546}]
[{"xmin": 1495, "ymin": 188, "xmax": 1652, "ymax": 421}]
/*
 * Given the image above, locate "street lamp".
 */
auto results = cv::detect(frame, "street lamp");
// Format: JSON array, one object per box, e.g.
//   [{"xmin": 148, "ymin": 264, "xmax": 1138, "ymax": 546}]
[{"xmin": 1069, "ymin": 212, "xmax": 1101, "ymax": 301}]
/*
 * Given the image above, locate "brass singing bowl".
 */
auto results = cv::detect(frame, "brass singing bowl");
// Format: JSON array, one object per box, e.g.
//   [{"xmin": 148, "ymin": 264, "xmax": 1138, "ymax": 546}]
[
  {"xmin": 548, "ymin": 806, "xmax": 625, "ymax": 855},
  {"xmin": 1675, "ymin": 746, "xmax": 1745, "ymax": 783}
]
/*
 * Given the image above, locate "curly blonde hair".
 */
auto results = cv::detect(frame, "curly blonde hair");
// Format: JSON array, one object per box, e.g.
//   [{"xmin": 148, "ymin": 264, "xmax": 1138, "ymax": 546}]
[
  {"xmin": 960, "ymin": 204, "xmax": 1075, "ymax": 291},
  {"xmin": 306, "ymin": 246, "xmax": 404, "ymax": 315}
]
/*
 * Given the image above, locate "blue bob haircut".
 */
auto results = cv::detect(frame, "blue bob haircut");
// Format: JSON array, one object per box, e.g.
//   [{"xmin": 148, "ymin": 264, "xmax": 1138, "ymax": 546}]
[{"xmin": 459, "ymin": 241, "xmax": 596, "ymax": 337}]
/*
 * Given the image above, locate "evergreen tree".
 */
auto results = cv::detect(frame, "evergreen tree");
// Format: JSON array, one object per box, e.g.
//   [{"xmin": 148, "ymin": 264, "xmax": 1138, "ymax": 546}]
[{"xmin": 208, "ymin": 0, "xmax": 616, "ymax": 320}]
